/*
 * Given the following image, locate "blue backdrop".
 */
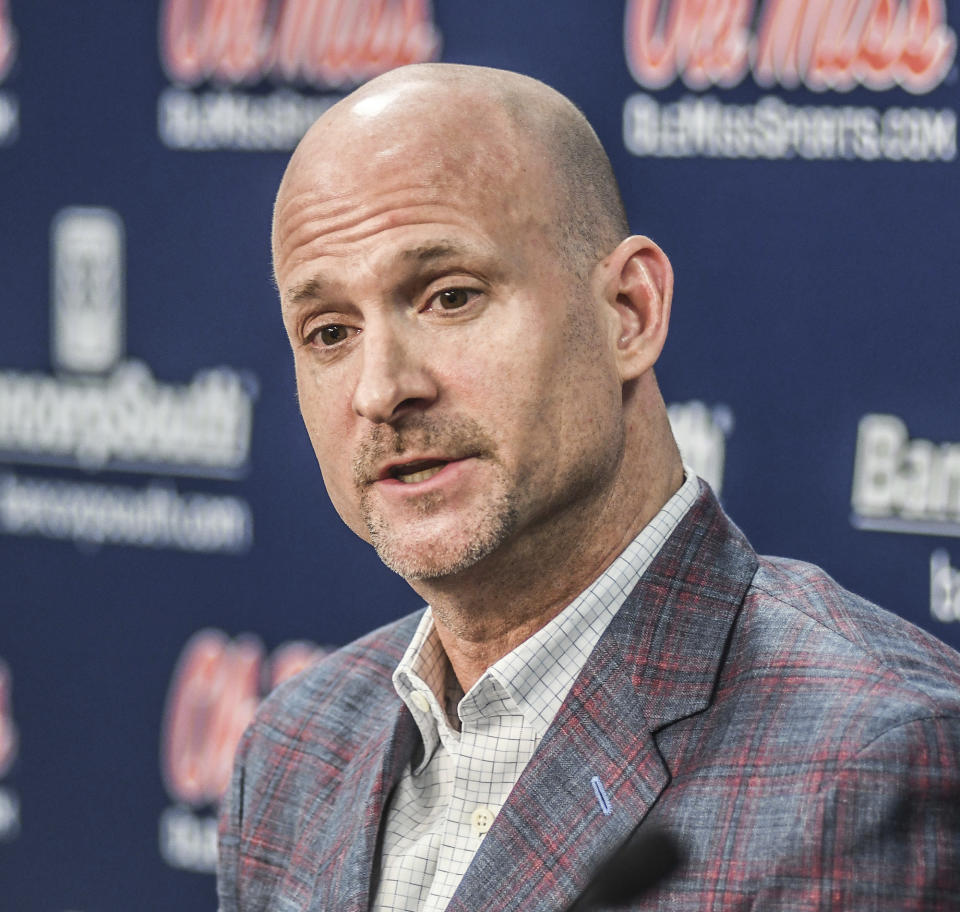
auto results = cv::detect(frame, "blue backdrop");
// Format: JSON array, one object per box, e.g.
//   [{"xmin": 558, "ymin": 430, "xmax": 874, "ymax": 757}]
[{"xmin": 1, "ymin": 1, "xmax": 958, "ymax": 908}]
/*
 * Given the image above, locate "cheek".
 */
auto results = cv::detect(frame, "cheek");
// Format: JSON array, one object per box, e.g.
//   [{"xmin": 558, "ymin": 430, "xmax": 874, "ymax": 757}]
[
  {"xmin": 450, "ymin": 335, "xmax": 568, "ymax": 460},
  {"xmin": 444, "ymin": 341, "xmax": 542, "ymax": 432},
  {"xmin": 527, "ymin": 313, "xmax": 623, "ymax": 456},
  {"xmin": 295, "ymin": 365, "xmax": 367, "ymax": 530}
]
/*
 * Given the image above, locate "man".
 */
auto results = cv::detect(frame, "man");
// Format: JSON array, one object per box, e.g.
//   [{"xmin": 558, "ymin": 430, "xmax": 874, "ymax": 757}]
[{"xmin": 218, "ymin": 63, "xmax": 960, "ymax": 911}]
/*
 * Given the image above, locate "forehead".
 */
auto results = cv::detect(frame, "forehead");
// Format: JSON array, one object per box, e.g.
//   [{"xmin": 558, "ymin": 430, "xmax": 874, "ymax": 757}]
[{"xmin": 273, "ymin": 114, "xmax": 557, "ymax": 289}]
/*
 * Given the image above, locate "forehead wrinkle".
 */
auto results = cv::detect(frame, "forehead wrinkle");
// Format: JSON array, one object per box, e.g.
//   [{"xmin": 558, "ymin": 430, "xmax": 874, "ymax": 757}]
[
  {"xmin": 280, "ymin": 164, "xmax": 491, "ymax": 224},
  {"xmin": 275, "ymin": 196, "xmax": 490, "ymax": 279},
  {"xmin": 275, "ymin": 187, "xmax": 418, "ymax": 253},
  {"xmin": 276, "ymin": 136, "xmax": 522, "ymax": 243},
  {"xmin": 276, "ymin": 175, "xmax": 457, "ymax": 245},
  {"xmin": 275, "ymin": 189, "xmax": 359, "ymax": 235}
]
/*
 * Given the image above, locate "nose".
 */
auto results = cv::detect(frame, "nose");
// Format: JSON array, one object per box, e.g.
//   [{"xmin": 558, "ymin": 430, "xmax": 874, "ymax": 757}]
[{"xmin": 351, "ymin": 319, "xmax": 438, "ymax": 424}]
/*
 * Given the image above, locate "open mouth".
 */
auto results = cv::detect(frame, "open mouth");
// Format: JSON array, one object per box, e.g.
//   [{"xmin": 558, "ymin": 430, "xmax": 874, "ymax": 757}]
[{"xmin": 389, "ymin": 459, "xmax": 450, "ymax": 484}]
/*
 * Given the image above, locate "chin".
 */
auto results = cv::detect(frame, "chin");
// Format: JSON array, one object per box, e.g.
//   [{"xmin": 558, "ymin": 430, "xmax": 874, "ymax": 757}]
[
  {"xmin": 374, "ymin": 538, "xmax": 493, "ymax": 581},
  {"xmin": 365, "ymin": 502, "xmax": 520, "ymax": 582}
]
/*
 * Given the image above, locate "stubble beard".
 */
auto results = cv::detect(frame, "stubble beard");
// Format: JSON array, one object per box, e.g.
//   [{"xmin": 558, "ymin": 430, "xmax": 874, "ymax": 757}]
[
  {"xmin": 362, "ymin": 480, "xmax": 521, "ymax": 580},
  {"xmin": 354, "ymin": 417, "xmax": 521, "ymax": 581}
]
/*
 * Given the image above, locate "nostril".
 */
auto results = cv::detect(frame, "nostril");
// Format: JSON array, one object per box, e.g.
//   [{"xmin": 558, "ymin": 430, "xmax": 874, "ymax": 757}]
[{"xmin": 392, "ymin": 396, "xmax": 431, "ymax": 416}]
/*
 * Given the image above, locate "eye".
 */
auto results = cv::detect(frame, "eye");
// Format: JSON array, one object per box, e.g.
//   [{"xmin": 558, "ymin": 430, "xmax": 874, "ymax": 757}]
[
  {"xmin": 434, "ymin": 288, "xmax": 474, "ymax": 311},
  {"xmin": 314, "ymin": 324, "xmax": 350, "ymax": 346}
]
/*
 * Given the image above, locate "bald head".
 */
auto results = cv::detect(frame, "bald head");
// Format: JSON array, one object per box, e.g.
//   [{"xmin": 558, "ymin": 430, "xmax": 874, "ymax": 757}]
[{"xmin": 274, "ymin": 64, "xmax": 629, "ymax": 280}]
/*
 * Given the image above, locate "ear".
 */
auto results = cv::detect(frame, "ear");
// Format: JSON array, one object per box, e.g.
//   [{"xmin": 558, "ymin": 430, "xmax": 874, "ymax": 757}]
[{"xmin": 598, "ymin": 235, "xmax": 673, "ymax": 382}]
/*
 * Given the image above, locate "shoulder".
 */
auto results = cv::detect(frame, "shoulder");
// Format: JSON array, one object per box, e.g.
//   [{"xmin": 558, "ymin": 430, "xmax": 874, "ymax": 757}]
[
  {"xmin": 731, "ymin": 556, "xmax": 960, "ymax": 735},
  {"xmin": 217, "ymin": 611, "xmax": 424, "ymax": 908},
  {"xmin": 254, "ymin": 610, "xmax": 423, "ymax": 729},
  {"xmin": 248, "ymin": 608, "xmax": 423, "ymax": 743}
]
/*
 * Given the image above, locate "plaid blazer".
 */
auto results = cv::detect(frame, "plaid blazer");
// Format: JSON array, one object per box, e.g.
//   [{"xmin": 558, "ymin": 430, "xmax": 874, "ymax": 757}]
[{"xmin": 218, "ymin": 483, "xmax": 960, "ymax": 911}]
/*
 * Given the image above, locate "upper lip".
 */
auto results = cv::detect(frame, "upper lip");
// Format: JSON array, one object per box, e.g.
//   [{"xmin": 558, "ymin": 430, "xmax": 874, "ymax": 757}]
[{"xmin": 375, "ymin": 454, "xmax": 470, "ymax": 482}]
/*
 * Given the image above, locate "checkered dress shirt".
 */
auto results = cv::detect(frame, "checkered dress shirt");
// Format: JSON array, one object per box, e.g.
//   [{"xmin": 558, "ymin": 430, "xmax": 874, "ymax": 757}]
[{"xmin": 372, "ymin": 471, "xmax": 698, "ymax": 911}]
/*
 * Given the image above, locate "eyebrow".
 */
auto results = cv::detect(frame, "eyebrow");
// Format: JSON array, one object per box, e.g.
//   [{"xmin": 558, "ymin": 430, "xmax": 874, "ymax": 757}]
[
  {"xmin": 286, "ymin": 276, "xmax": 331, "ymax": 307},
  {"xmin": 398, "ymin": 243, "xmax": 473, "ymax": 265}
]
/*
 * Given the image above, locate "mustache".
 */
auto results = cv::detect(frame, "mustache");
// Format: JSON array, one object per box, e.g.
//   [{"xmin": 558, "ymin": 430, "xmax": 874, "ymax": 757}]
[{"xmin": 352, "ymin": 416, "xmax": 496, "ymax": 486}]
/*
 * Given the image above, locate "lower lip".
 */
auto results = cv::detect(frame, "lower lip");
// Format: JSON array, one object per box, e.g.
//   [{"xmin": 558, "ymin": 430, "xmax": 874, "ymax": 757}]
[{"xmin": 375, "ymin": 457, "xmax": 476, "ymax": 494}]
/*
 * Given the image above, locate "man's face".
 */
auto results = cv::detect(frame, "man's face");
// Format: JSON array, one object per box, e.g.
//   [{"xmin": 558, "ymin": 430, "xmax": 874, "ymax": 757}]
[{"xmin": 274, "ymin": 100, "xmax": 626, "ymax": 581}]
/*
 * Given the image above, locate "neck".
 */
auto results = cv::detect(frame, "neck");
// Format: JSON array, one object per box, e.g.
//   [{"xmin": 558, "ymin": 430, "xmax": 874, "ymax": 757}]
[{"xmin": 410, "ymin": 402, "xmax": 683, "ymax": 692}]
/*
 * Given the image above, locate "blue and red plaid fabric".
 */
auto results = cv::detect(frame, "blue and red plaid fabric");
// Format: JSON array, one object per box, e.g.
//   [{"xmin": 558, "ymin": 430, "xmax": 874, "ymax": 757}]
[{"xmin": 218, "ymin": 481, "xmax": 960, "ymax": 911}]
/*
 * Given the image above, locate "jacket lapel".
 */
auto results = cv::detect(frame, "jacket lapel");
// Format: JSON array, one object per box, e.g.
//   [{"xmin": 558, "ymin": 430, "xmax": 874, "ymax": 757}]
[
  {"xmin": 448, "ymin": 484, "xmax": 759, "ymax": 912},
  {"xmin": 299, "ymin": 697, "xmax": 417, "ymax": 912},
  {"xmin": 448, "ymin": 647, "xmax": 669, "ymax": 912}
]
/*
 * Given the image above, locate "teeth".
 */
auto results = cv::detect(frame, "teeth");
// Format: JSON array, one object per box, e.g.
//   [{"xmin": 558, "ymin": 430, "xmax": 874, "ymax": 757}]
[{"xmin": 397, "ymin": 465, "xmax": 444, "ymax": 484}]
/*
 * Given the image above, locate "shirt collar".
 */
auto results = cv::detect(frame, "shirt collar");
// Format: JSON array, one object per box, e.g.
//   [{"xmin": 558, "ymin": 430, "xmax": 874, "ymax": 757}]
[{"xmin": 392, "ymin": 610, "xmax": 460, "ymax": 769}]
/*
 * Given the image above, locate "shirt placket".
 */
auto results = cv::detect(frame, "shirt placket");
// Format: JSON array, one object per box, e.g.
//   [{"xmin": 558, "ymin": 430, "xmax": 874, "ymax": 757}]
[{"xmin": 426, "ymin": 682, "xmax": 541, "ymax": 911}]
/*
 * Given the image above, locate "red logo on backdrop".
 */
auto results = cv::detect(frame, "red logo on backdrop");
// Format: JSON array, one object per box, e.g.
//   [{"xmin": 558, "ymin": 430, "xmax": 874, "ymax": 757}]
[
  {"xmin": 162, "ymin": 629, "xmax": 328, "ymax": 806},
  {"xmin": 0, "ymin": 661, "xmax": 17, "ymax": 778},
  {"xmin": 625, "ymin": 0, "xmax": 956, "ymax": 94},
  {"xmin": 0, "ymin": 0, "xmax": 16, "ymax": 84},
  {"xmin": 160, "ymin": 0, "xmax": 441, "ymax": 87}
]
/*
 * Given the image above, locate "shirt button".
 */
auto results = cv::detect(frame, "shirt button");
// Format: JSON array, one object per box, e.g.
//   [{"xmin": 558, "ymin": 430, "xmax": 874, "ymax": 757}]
[
  {"xmin": 470, "ymin": 806, "xmax": 495, "ymax": 837},
  {"xmin": 410, "ymin": 691, "xmax": 431, "ymax": 713}
]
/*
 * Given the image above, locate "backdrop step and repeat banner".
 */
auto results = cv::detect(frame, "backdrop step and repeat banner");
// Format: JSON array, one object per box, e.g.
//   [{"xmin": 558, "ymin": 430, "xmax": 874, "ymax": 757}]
[{"xmin": 1, "ymin": 1, "xmax": 958, "ymax": 909}]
